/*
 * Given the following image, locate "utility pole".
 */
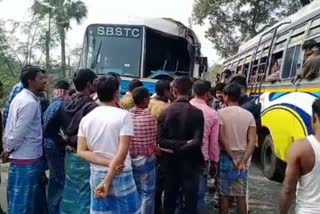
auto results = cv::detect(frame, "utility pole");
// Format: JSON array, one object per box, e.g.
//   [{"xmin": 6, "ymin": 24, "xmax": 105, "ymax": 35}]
[
  {"xmin": 36, "ymin": 1, "xmax": 52, "ymax": 72},
  {"xmin": 59, "ymin": 0, "xmax": 66, "ymax": 78},
  {"xmin": 45, "ymin": 10, "xmax": 51, "ymax": 72}
]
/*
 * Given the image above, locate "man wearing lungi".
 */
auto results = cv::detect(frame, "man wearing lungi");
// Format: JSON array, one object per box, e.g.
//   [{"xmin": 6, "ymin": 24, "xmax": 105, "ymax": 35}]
[
  {"xmin": 3, "ymin": 65, "xmax": 47, "ymax": 214},
  {"xmin": 217, "ymin": 83, "xmax": 256, "ymax": 214},
  {"xmin": 58, "ymin": 68, "xmax": 97, "ymax": 214},
  {"xmin": 130, "ymin": 87, "xmax": 158, "ymax": 214},
  {"xmin": 43, "ymin": 80, "xmax": 70, "ymax": 214},
  {"xmin": 77, "ymin": 75, "xmax": 140, "ymax": 214},
  {"xmin": 0, "ymin": 80, "xmax": 5, "ymax": 214}
]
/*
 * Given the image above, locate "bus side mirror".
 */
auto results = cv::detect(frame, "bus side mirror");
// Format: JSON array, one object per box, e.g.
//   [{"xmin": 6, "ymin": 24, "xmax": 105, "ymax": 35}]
[{"xmin": 198, "ymin": 57, "xmax": 208, "ymax": 75}]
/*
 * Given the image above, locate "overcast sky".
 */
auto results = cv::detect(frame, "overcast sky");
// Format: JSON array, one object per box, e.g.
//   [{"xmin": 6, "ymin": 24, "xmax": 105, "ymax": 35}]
[{"xmin": 0, "ymin": 0, "xmax": 219, "ymax": 65}]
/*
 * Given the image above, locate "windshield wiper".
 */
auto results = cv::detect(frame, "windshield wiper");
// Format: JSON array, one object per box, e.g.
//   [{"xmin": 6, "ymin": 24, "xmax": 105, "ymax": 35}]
[{"xmin": 90, "ymin": 40, "xmax": 103, "ymax": 71}]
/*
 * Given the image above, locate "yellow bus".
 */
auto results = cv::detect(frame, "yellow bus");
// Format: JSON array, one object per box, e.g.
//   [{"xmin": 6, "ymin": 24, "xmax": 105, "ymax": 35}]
[{"xmin": 223, "ymin": 1, "xmax": 320, "ymax": 181}]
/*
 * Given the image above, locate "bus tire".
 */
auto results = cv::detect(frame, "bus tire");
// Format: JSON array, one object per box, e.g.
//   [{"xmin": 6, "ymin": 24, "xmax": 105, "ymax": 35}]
[{"xmin": 261, "ymin": 134, "xmax": 285, "ymax": 182}]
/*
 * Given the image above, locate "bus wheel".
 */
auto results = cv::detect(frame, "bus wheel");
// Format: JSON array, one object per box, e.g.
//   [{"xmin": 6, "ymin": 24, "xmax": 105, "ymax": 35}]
[{"xmin": 261, "ymin": 135, "xmax": 285, "ymax": 182}]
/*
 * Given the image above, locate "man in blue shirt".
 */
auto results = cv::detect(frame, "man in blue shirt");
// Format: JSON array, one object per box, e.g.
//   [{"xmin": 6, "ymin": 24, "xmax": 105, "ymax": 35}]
[
  {"xmin": 43, "ymin": 80, "xmax": 70, "ymax": 214},
  {"xmin": 0, "ymin": 80, "xmax": 5, "ymax": 214},
  {"xmin": 2, "ymin": 82, "xmax": 23, "ymax": 128},
  {"xmin": 2, "ymin": 65, "xmax": 47, "ymax": 214}
]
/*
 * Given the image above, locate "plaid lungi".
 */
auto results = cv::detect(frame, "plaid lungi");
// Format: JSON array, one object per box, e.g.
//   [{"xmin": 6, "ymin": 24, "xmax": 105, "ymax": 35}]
[
  {"xmin": 217, "ymin": 151, "xmax": 248, "ymax": 197},
  {"xmin": 7, "ymin": 158, "xmax": 44, "ymax": 214},
  {"xmin": 90, "ymin": 169, "xmax": 141, "ymax": 214},
  {"xmin": 131, "ymin": 155, "xmax": 156, "ymax": 214},
  {"xmin": 60, "ymin": 152, "xmax": 91, "ymax": 214}
]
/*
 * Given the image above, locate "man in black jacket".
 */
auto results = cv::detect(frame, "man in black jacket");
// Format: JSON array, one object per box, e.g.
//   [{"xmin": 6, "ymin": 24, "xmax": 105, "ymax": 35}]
[
  {"xmin": 158, "ymin": 77, "xmax": 205, "ymax": 214},
  {"xmin": 58, "ymin": 68, "xmax": 98, "ymax": 214}
]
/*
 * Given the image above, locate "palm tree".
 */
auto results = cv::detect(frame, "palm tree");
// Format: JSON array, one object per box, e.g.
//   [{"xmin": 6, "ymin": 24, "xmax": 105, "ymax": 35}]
[{"xmin": 32, "ymin": 0, "xmax": 87, "ymax": 77}]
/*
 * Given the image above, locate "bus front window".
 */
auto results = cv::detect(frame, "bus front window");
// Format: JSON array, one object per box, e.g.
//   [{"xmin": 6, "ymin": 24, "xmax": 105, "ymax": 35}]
[{"xmin": 85, "ymin": 25, "xmax": 142, "ymax": 78}]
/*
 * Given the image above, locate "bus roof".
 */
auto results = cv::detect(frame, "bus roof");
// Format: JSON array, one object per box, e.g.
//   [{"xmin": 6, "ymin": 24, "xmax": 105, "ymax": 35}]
[
  {"xmin": 86, "ymin": 17, "xmax": 200, "ymax": 44},
  {"xmin": 238, "ymin": 1, "xmax": 320, "ymax": 53}
]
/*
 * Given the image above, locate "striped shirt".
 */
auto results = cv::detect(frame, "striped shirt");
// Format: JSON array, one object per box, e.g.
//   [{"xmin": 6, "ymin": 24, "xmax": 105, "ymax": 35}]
[{"xmin": 130, "ymin": 107, "xmax": 157, "ymax": 156}]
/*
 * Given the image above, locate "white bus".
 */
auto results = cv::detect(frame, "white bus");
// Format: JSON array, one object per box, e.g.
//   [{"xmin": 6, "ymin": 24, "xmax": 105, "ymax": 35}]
[
  {"xmin": 223, "ymin": 1, "xmax": 320, "ymax": 181},
  {"xmin": 79, "ymin": 17, "xmax": 207, "ymax": 95}
]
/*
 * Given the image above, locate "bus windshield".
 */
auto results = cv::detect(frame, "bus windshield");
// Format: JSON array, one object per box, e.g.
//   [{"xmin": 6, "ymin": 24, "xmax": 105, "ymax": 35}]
[{"xmin": 84, "ymin": 25, "xmax": 142, "ymax": 77}]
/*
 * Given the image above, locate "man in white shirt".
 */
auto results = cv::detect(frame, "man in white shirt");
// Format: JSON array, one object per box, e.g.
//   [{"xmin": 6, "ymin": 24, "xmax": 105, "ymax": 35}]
[
  {"xmin": 3, "ymin": 65, "xmax": 46, "ymax": 214},
  {"xmin": 77, "ymin": 75, "xmax": 140, "ymax": 214}
]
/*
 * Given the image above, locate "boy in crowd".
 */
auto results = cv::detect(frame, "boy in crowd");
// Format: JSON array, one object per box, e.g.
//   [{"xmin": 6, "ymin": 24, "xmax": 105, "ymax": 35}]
[
  {"xmin": 131, "ymin": 87, "xmax": 158, "ymax": 214},
  {"xmin": 217, "ymin": 83, "xmax": 256, "ymax": 214}
]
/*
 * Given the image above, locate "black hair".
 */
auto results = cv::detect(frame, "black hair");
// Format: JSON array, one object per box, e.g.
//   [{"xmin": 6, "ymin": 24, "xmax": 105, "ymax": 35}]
[
  {"xmin": 223, "ymin": 83, "xmax": 241, "ymax": 102},
  {"xmin": 229, "ymin": 75, "xmax": 247, "ymax": 89},
  {"xmin": 107, "ymin": 72, "xmax": 121, "ymax": 83},
  {"xmin": 20, "ymin": 65, "xmax": 46, "ymax": 88},
  {"xmin": 302, "ymin": 39, "xmax": 319, "ymax": 50},
  {"xmin": 55, "ymin": 80, "xmax": 70, "ymax": 90},
  {"xmin": 156, "ymin": 80, "xmax": 170, "ymax": 96},
  {"xmin": 215, "ymin": 82, "xmax": 226, "ymax": 92},
  {"xmin": 96, "ymin": 75, "xmax": 120, "ymax": 102},
  {"xmin": 129, "ymin": 79, "xmax": 143, "ymax": 92},
  {"xmin": 173, "ymin": 77, "xmax": 192, "ymax": 95},
  {"xmin": 132, "ymin": 87, "xmax": 150, "ymax": 105},
  {"xmin": 223, "ymin": 69, "xmax": 232, "ymax": 75},
  {"xmin": 73, "ymin": 68, "xmax": 97, "ymax": 91},
  {"xmin": 0, "ymin": 80, "xmax": 2, "ymax": 87},
  {"xmin": 312, "ymin": 98, "xmax": 320, "ymax": 122},
  {"xmin": 69, "ymin": 89, "xmax": 76, "ymax": 96},
  {"xmin": 193, "ymin": 80, "xmax": 211, "ymax": 96}
]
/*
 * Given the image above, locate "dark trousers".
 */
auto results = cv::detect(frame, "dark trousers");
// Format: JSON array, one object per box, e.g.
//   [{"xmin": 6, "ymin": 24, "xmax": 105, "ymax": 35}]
[{"xmin": 164, "ymin": 172, "xmax": 201, "ymax": 214}]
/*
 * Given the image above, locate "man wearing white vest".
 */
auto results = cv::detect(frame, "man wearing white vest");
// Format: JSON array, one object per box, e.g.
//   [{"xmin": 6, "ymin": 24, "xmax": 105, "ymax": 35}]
[{"xmin": 280, "ymin": 98, "xmax": 320, "ymax": 214}]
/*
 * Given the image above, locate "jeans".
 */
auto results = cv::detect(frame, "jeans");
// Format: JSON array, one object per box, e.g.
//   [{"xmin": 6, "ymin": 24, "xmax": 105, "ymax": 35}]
[
  {"xmin": 155, "ymin": 157, "xmax": 165, "ymax": 214},
  {"xmin": 163, "ymin": 172, "xmax": 201, "ymax": 214},
  {"xmin": 132, "ymin": 155, "xmax": 156, "ymax": 214},
  {"xmin": 44, "ymin": 141, "xmax": 65, "ymax": 214},
  {"xmin": 197, "ymin": 173, "xmax": 207, "ymax": 214}
]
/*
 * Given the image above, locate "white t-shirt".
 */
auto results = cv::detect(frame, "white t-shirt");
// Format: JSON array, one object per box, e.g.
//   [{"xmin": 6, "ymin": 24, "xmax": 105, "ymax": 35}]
[{"xmin": 78, "ymin": 106, "xmax": 134, "ymax": 171}]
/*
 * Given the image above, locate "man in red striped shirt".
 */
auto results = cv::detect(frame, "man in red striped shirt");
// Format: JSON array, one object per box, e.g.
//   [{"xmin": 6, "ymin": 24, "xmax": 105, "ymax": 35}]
[{"xmin": 130, "ymin": 87, "xmax": 158, "ymax": 214}]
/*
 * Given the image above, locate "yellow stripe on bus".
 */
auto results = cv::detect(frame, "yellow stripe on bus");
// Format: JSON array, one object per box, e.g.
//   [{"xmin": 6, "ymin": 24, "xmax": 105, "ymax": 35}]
[{"xmin": 248, "ymin": 87, "xmax": 320, "ymax": 93}]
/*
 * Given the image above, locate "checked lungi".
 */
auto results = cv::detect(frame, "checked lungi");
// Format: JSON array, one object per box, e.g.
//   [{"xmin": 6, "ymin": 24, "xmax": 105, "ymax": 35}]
[
  {"xmin": 7, "ymin": 158, "xmax": 45, "ymax": 214},
  {"xmin": 44, "ymin": 138, "xmax": 66, "ymax": 214},
  {"xmin": 131, "ymin": 155, "xmax": 156, "ymax": 214},
  {"xmin": 60, "ymin": 152, "xmax": 91, "ymax": 214},
  {"xmin": 90, "ymin": 169, "xmax": 141, "ymax": 214},
  {"xmin": 217, "ymin": 151, "xmax": 248, "ymax": 197}
]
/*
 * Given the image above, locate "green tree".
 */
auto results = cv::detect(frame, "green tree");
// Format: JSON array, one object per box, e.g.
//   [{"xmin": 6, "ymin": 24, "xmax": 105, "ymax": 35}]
[
  {"xmin": 205, "ymin": 64, "xmax": 223, "ymax": 83},
  {"xmin": 32, "ymin": 0, "xmax": 88, "ymax": 77},
  {"xmin": 0, "ymin": 21, "xmax": 21, "ymax": 106},
  {"xmin": 192, "ymin": 0, "xmax": 303, "ymax": 58}
]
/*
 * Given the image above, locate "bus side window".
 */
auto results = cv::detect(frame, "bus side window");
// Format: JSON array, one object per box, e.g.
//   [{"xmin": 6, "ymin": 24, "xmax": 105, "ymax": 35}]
[
  {"xmin": 290, "ymin": 45, "xmax": 302, "ymax": 78},
  {"xmin": 236, "ymin": 65, "xmax": 242, "ymax": 74},
  {"xmin": 282, "ymin": 45, "xmax": 302, "ymax": 79},
  {"xmin": 269, "ymin": 52, "xmax": 283, "ymax": 71},
  {"xmin": 243, "ymin": 63, "xmax": 249, "ymax": 77},
  {"xmin": 257, "ymin": 56, "xmax": 267, "ymax": 82}
]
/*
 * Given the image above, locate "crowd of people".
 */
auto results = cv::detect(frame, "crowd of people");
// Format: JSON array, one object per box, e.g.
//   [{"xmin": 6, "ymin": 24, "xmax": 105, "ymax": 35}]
[{"xmin": 0, "ymin": 63, "xmax": 319, "ymax": 214}]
